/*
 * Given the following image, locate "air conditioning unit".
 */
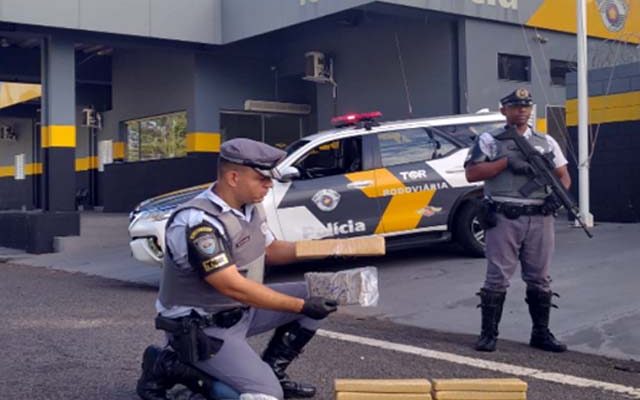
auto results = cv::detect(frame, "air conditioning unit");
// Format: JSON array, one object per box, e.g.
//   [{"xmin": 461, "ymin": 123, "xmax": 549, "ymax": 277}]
[
  {"xmin": 244, "ymin": 100, "xmax": 311, "ymax": 115},
  {"xmin": 303, "ymin": 51, "xmax": 330, "ymax": 83}
]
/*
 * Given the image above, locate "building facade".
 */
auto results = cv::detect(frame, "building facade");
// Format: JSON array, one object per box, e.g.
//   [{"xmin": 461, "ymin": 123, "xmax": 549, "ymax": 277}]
[{"xmin": 0, "ymin": 0, "xmax": 638, "ymax": 250}]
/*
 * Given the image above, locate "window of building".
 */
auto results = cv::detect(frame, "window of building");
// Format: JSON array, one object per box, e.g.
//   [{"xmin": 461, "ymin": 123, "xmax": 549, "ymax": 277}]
[
  {"xmin": 550, "ymin": 59, "xmax": 577, "ymax": 86},
  {"xmin": 498, "ymin": 53, "xmax": 531, "ymax": 82},
  {"xmin": 125, "ymin": 111, "xmax": 187, "ymax": 162},
  {"xmin": 377, "ymin": 128, "xmax": 458, "ymax": 167},
  {"xmin": 221, "ymin": 111, "xmax": 309, "ymax": 150}
]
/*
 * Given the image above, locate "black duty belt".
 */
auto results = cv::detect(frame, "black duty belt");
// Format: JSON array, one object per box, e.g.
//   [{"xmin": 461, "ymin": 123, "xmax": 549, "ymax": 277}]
[
  {"xmin": 157, "ymin": 307, "xmax": 248, "ymax": 333},
  {"xmin": 495, "ymin": 202, "xmax": 545, "ymax": 219},
  {"xmin": 201, "ymin": 307, "xmax": 248, "ymax": 329}
]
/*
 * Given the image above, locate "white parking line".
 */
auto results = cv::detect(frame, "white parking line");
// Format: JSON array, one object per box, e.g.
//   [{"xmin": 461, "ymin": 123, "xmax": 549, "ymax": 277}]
[{"xmin": 318, "ymin": 329, "xmax": 640, "ymax": 399}]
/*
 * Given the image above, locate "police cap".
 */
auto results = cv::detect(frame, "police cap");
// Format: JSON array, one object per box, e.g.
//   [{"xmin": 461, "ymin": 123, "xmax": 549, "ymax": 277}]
[
  {"xmin": 219, "ymin": 138, "xmax": 286, "ymax": 177},
  {"xmin": 500, "ymin": 88, "xmax": 533, "ymax": 107}
]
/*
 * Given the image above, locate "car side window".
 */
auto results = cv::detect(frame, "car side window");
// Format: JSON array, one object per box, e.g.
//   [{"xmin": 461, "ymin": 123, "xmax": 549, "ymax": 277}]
[
  {"xmin": 293, "ymin": 137, "xmax": 362, "ymax": 180},
  {"xmin": 377, "ymin": 128, "xmax": 458, "ymax": 167}
]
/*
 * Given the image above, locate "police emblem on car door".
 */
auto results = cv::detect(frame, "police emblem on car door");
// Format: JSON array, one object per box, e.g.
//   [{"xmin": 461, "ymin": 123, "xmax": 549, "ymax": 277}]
[
  {"xmin": 372, "ymin": 127, "xmax": 463, "ymax": 234},
  {"xmin": 273, "ymin": 136, "xmax": 383, "ymax": 241}
]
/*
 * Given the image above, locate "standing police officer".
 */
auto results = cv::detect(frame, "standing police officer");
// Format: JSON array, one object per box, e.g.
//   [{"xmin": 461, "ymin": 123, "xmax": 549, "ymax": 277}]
[
  {"xmin": 464, "ymin": 88, "xmax": 570, "ymax": 353},
  {"xmin": 136, "ymin": 138, "xmax": 338, "ymax": 400}
]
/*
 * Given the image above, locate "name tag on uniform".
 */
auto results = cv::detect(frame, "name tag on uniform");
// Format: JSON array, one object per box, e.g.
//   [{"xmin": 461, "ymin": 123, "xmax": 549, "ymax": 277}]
[{"xmin": 236, "ymin": 235, "xmax": 250, "ymax": 248}]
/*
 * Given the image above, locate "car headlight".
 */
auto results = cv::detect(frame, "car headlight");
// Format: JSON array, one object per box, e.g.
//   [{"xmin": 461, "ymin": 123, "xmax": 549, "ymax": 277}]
[
  {"xmin": 147, "ymin": 210, "xmax": 172, "ymax": 221},
  {"xmin": 135, "ymin": 209, "xmax": 172, "ymax": 222}
]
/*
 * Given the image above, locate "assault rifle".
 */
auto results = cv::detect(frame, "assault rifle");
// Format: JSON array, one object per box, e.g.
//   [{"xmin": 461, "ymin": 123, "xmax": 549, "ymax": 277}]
[{"xmin": 498, "ymin": 126, "xmax": 593, "ymax": 238}]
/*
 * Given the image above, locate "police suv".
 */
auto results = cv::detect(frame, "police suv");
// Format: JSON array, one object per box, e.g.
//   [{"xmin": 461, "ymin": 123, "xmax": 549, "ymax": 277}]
[{"xmin": 128, "ymin": 111, "xmax": 506, "ymax": 265}]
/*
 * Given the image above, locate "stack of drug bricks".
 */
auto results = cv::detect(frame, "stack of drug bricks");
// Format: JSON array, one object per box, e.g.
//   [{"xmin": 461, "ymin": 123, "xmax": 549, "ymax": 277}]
[
  {"xmin": 431, "ymin": 378, "xmax": 528, "ymax": 400},
  {"xmin": 335, "ymin": 379, "xmax": 433, "ymax": 400}
]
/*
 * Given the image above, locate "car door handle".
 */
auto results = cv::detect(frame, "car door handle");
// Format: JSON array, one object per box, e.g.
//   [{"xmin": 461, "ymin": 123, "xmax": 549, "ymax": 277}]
[
  {"xmin": 347, "ymin": 180, "xmax": 374, "ymax": 190},
  {"xmin": 445, "ymin": 168, "xmax": 465, "ymax": 173}
]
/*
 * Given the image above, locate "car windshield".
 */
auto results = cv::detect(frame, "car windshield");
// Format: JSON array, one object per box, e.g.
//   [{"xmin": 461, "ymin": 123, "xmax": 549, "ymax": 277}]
[
  {"xmin": 431, "ymin": 122, "xmax": 505, "ymax": 146},
  {"xmin": 284, "ymin": 139, "xmax": 310, "ymax": 155}
]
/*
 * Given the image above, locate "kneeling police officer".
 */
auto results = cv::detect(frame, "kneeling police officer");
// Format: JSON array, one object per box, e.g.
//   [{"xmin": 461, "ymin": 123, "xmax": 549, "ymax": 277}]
[
  {"xmin": 464, "ymin": 88, "xmax": 570, "ymax": 353},
  {"xmin": 136, "ymin": 138, "xmax": 338, "ymax": 400}
]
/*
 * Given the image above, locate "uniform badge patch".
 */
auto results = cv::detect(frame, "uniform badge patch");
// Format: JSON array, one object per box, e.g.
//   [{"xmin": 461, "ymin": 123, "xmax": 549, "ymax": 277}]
[
  {"xmin": 189, "ymin": 225, "xmax": 213, "ymax": 240},
  {"xmin": 193, "ymin": 234, "xmax": 217, "ymax": 255},
  {"xmin": 312, "ymin": 189, "xmax": 341, "ymax": 212}
]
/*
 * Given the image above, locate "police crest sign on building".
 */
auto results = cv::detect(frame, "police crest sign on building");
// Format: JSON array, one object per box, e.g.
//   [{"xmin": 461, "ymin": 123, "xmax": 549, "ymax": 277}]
[{"xmin": 597, "ymin": 0, "xmax": 629, "ymax": 32}]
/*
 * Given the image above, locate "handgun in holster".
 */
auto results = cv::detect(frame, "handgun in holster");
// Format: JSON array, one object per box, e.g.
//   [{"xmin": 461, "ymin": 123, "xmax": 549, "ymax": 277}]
[
  {"xmin": 155, "ymin": 313, "xmax": 223, "ymax": 364},
  {"xmin": 478, "ymin": 198, "xmax": 498, "ymax": 229}
]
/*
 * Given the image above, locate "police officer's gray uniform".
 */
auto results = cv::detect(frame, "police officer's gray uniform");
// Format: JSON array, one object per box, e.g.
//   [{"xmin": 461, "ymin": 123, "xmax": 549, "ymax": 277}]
[
  {"xmin": 465, "ymin": 88, "xmax": 569, "ymax": 353},
  {"xmin": 471, "ymin": 126, "xmax": 567, "ymax": 291},
  {"xmin": 157, "ymin": 139, "xmax": 321, "ymax": 399}
]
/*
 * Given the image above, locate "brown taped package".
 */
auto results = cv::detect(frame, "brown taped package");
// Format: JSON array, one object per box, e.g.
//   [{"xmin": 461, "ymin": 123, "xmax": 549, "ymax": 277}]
[
  {"xmin": 337, "ymin": 393, "xmax": 432, "ymax": 400},
  {"xmin": 295, "ymin": 236, "xmax": 385, "ymax": 259},
  {"xmin": 335, "ymin": 379, "xmax": 431, "ymax": 393},
  {"xmin": 432, "ymin": 379, "xmax": 527, "ymax": 392},
  {"xmin": 433, "ymin": 391, "xmax": 526, "ymax": 400}
]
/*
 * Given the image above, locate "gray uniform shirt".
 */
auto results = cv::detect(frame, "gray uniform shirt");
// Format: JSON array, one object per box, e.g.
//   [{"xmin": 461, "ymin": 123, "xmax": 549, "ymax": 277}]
[
  {"xmin": 475, "ymin": 127, "xmax": 568, "ymax": 167},
  {"xmin": 156, "ymin": 183, "xmax": 275, "ymax": 317}
]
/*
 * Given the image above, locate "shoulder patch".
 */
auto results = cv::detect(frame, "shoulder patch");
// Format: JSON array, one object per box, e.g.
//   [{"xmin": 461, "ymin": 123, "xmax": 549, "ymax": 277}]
[
  {"xmin": 193, "ymin": 233, "xmax": 218, "ymax": 255},
  {"xmin": 189, "ymin": 225, "xmax": 214, "ymax": 240},
  {"xmin": 186, "ymin": 221, "xmax": 232, "ymax": 277}
]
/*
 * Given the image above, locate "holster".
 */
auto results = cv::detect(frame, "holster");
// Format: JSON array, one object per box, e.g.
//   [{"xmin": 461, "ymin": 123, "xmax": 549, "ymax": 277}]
[
  {"xmin": 478, "ymin": 199, "xmax": 498, "ymax": 229},
  {"xmin": 155, "ymin": 314, "xmax": 224, "ymax": 364}
]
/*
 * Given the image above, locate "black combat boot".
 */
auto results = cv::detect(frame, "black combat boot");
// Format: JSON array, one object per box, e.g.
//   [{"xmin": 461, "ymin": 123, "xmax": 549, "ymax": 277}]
[
  {"xmin": 474, "ymin": 289, "xmax": 506, "ymax": 352},
  {"xmin": 262, "ymin": 321, "xmax": 317, "ymax": 398},
  {"xmin": 136, "ymin": 345, "xmax": 171, "ymax": 400},
  {"xmin": 136, "ymin": 346, "xmax": 214, "ymax": 400},
  {"xmin": 526, "ymin": 289, "xmax": 567, "ymax": 353}
]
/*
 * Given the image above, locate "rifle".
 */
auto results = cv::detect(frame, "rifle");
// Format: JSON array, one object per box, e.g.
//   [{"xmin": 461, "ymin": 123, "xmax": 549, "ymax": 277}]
[{"xmin": 497, "ymin": 126, "xmax": 593, "ymax": 238}]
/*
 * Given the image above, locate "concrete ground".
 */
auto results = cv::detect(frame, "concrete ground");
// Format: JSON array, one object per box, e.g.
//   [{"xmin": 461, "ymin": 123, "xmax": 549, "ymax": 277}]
[{"xmin": 1, "ymin": 212, "xmax": 161, "ymax": 286}]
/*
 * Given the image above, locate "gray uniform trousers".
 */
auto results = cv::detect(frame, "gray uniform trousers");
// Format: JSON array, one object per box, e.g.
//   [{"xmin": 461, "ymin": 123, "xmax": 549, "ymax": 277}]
[
  {"xmin": 192, "ymin": 282, "xmax": 321, "ymax": 399},
  {"xmin": 484, "ymin": 213, "xmax": 555, "ymax": 292}
]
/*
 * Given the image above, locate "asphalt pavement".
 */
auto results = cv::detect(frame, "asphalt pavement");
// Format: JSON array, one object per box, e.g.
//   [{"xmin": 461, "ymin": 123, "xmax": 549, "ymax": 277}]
[
  {"xmin": 1, "ymin": 262, "xmax": 639, "ymax": 400},
  {"xmin": 1, "ymin": 212, "xmax": 639, "ymax": 399}
]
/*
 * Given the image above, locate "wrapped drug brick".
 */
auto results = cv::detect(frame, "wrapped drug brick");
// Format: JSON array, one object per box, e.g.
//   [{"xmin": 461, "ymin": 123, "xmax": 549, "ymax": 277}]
[{"xmin": 305, "ymin": 266, "xmax": 379, "ymax": 306}]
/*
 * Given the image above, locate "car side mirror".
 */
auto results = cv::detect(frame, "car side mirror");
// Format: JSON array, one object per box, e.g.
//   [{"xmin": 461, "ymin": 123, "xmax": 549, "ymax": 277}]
[{"xmin": 274, "ymin": 166, "xmax": 300, "ymax": 181}]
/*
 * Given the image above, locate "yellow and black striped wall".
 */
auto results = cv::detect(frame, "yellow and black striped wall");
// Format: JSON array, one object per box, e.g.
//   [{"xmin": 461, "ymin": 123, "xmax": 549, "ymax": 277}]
[{"xmin": 565, "ymin": 62, "xmax": 640, "ymax": 222}]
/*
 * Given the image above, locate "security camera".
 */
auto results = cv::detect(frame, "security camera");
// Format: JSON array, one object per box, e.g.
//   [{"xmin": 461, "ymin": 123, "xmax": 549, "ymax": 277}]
[{"xmin": 534, "ymin": 33, "xmax": 548, "ymax": 44}]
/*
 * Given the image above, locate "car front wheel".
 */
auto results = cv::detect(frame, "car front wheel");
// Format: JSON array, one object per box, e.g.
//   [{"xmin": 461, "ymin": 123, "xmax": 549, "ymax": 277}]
[{"xmin": 453, "ymin": 200, "xmax": 486, "ymax": 257}]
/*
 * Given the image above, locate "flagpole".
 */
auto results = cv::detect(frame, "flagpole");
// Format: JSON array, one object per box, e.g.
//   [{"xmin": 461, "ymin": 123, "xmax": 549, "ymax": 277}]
[{"xmin": 577, "ymin": 0, "xmax": 594, "ymax": 227}]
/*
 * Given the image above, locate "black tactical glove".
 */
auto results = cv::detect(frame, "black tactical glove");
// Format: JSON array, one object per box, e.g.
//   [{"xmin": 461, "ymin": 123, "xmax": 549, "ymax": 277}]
[
  {"xmin": 301, "ymin": 297, "xmax": 338, "ymax": 320},
  {"xmin": 542, "ymin": 194, "xmax": 563, "ymax": 215},
  {"xmin": 506, "ymin": 155, "xmax": 535, "ymax": 176}
]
